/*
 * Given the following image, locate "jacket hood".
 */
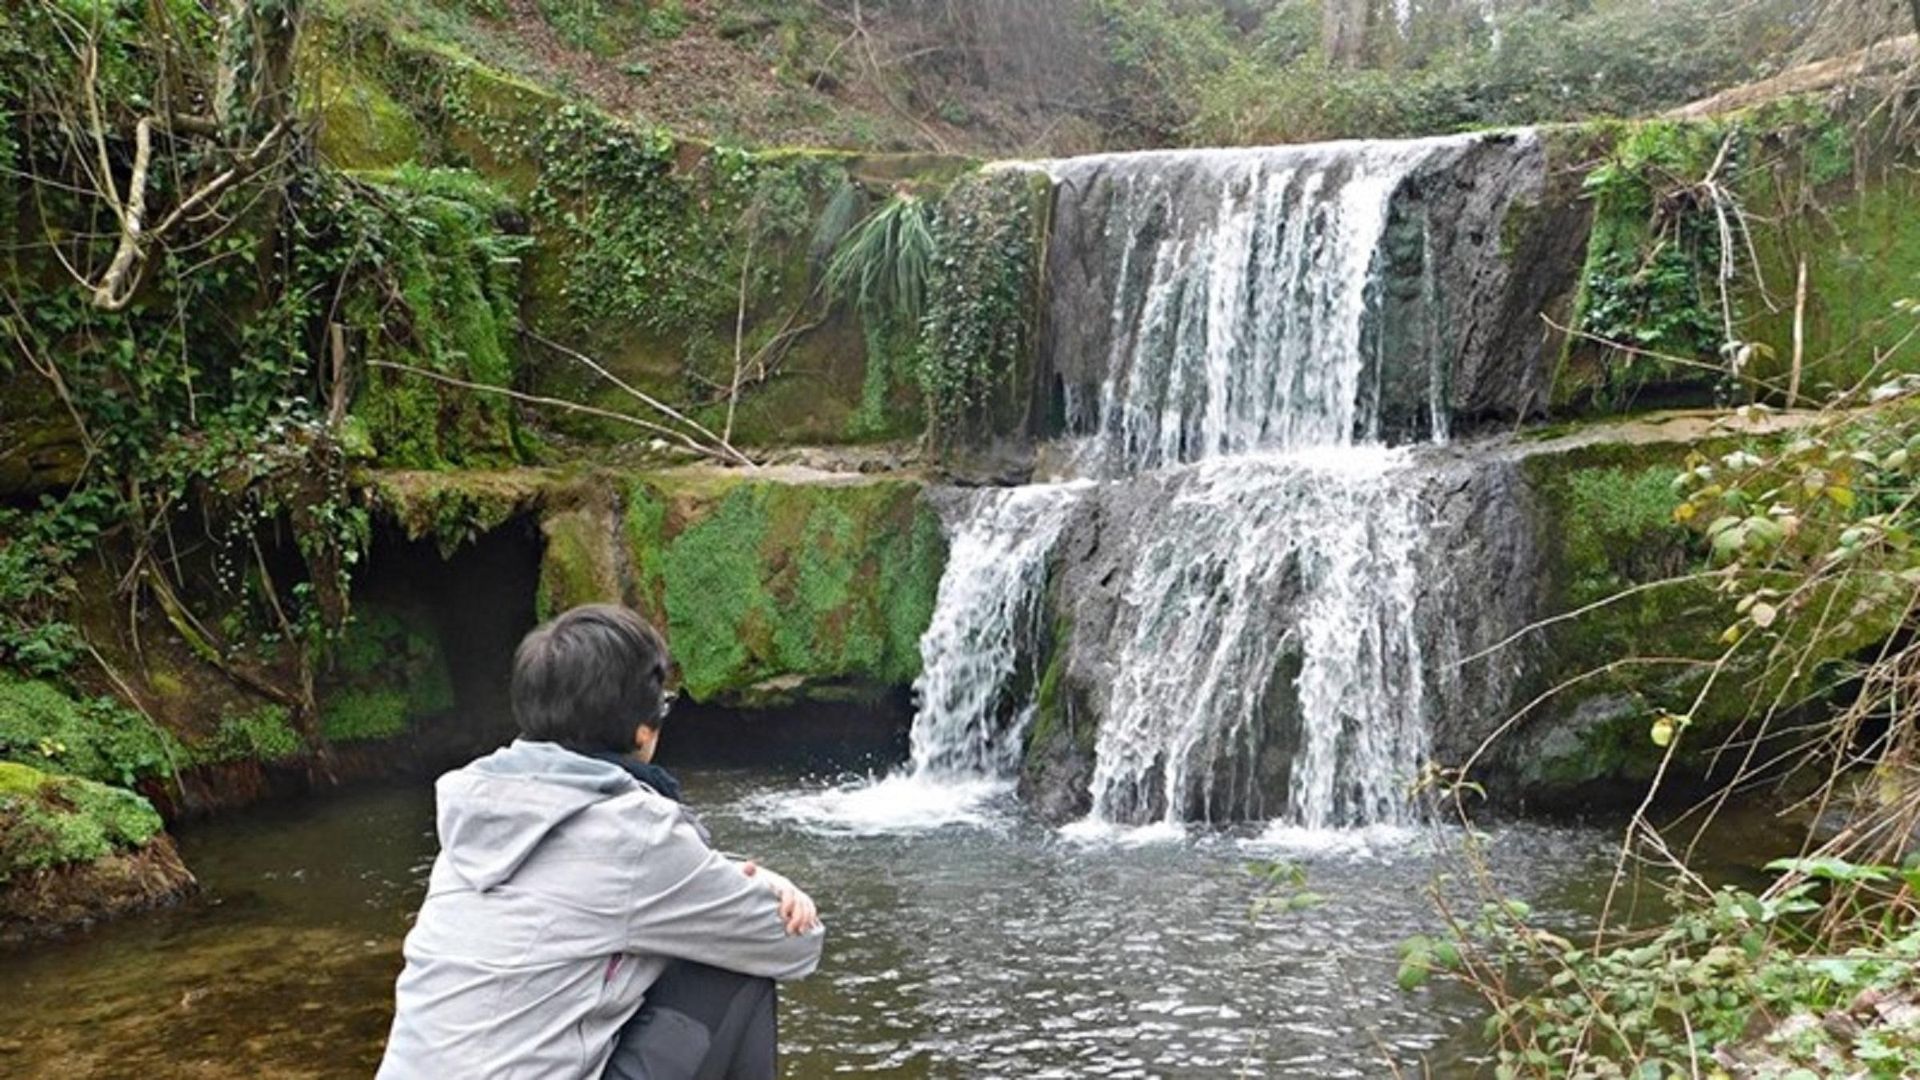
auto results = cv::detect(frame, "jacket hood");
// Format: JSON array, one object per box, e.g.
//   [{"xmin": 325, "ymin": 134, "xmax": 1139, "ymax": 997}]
[{"xmin": 434, "ymin": 739, "xmax": 641, "ymax": 891}]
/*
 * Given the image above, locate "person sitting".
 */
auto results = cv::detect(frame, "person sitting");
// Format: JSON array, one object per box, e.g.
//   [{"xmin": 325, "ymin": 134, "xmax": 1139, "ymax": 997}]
[{"xmin": 377, "ymin": 604, "xmax": 824, "ymax": 1080}]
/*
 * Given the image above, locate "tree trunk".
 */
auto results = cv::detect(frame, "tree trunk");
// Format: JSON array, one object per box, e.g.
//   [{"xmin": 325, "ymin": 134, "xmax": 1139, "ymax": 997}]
[
  {"xmin": 1908, "ymin": 0, "xmax": 1920, "ymax": 39},
  {"xmin": 1323, "ymin": 0, "xmax": 1369, "ymax": 68}
]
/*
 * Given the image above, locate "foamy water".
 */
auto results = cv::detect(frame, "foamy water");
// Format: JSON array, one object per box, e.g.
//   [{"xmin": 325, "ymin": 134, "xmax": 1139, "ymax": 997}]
[{"xmin": 737, "ymin": 771, "xmax": 1018, "ymax": 836}]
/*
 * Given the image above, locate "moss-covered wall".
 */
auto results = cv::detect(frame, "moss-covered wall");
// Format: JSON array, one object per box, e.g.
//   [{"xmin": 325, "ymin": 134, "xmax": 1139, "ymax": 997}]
[
  {"xmin": 1550, "ymin": 98, "xmax": 1920, "ymax": 415},
  {"xmin": 304, "ymin": 16, "xmax": 984, "ymax": 450},
  {"xmin": 528, "ymin": 467, "xmax": 947, "ymax": 704},
  {"xmin": 1497, "ymin": 416, "xmax": 1897, "ymax": 801}
]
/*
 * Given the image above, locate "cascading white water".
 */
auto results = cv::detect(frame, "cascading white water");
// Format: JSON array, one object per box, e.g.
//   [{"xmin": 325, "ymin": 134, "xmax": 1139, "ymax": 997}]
[
  {"xmin": 909, "ymin": 483, "xmax": 1088, "ymax": 779},
  {"xmin": 1050, "ymin": 138, "xmax": 1469, "ymax": 474},
  {"xmin": 1081, "ymin": 448, "xmax": 1432, "ymax": 828},
  {"xmin": 754, "ymin": 483, "xmax": 1088, "ymax": 835},
  {"xmin": 889, "ymin": 131, "xmax": 1535, "ymax": 833}
]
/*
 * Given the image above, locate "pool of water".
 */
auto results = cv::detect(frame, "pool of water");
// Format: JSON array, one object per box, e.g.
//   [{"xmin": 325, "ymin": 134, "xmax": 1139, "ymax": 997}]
[{"xmin": 0, "ymin": 765, "xmax": 1666, "ymax": 1078}]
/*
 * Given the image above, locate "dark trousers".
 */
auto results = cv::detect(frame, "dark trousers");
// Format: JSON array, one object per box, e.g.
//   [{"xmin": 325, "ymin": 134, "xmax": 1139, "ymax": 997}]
[{"xmin": 603, "ymin": 962, "xmax": 778, "ymax": 1080}]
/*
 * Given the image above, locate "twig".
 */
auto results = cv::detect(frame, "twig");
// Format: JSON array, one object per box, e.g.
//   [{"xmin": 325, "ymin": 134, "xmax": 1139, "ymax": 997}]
[
  {"xmin": 366, "ymin": 360, "xmax": 754, "ymax": 466},
  {"xmin": 1789, "ymin": 258, "xmax": 1808, "ymax": 407},
  {"xmin": 725, "ymin": 231, "xmax": 756, "ymax": 445},
  {"xmin": 520, "ymin": 330, "xmax": 756, "ymax": 468}
]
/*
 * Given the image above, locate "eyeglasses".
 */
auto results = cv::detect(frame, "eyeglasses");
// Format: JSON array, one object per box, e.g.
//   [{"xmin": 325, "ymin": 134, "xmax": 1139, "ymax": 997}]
[{"xmin": 656, "ymin": 689, "xmax": 677, "ymax": 723}]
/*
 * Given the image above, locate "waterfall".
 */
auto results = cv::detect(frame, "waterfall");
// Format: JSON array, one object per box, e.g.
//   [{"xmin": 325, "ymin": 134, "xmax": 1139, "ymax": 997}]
[
  {"xmin": 1048, "ymin": 136, "xmax": 1497, "ymax": 473},
  {"xmin": 1082, "ymin": 449, "xmax": 1432, "ymax": 828},
  {"xmin": 895, "ymin": 130, "xmax": 1540, "ymax": 832},
  {"xmin": 909, "ymin": 483, "xmax": 1087, "ymax": 780}
]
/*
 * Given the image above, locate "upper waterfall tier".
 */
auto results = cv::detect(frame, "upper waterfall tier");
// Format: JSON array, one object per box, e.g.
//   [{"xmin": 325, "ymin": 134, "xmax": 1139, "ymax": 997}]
[{"xmin": 1041, "ymin": 131, "xmax": 1546, "ymax": 474}]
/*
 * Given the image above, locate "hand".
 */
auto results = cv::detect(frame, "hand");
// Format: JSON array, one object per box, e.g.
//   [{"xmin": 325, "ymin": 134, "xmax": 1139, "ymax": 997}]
[{"xmin": 740, "ymin": 861, "xmax": 820, "ymax": 935}]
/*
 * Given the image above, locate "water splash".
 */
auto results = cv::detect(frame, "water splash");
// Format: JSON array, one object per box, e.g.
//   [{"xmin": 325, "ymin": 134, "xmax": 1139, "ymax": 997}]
[{"xmin": 758, "ymin": 484, "xmax": 1087, "ymax": 834}]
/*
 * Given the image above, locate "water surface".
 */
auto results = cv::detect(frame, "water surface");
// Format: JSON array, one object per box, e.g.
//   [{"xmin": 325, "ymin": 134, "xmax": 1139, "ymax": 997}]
[{"xmin": 0, "ymin": 767, "xmax": 1637, "ymax": 1078}]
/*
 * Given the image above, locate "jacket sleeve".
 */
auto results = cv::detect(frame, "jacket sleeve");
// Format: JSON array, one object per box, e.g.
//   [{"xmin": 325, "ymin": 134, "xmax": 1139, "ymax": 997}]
[{"xmin": 626, "ymin": 811, "xmax": 824, "ymax": 981}]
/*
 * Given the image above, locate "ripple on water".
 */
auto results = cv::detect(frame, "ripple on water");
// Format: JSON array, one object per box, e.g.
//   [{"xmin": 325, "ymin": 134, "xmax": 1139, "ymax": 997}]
[{"xmin": 0, "ymin": 771, "xmax": 1625, "ymax": 1079}]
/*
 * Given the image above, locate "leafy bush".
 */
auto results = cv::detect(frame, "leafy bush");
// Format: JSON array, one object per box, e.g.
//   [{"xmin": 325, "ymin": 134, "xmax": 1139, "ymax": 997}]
[{"xmin": 1414, "ymin": 863, "xmax": 1920, "ymax": 1078}]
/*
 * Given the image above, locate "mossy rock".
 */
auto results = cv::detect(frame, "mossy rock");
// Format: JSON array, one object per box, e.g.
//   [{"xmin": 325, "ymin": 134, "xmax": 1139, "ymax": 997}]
[
  {"xmin": 344, "ymin": 166, "xmax": 528, "ymax": 471},
  {"xmin": 0, "ymin": 761, "xmax": 167, "ymax": 881},
  {"xmin": 305, "ymin": 43, "xmax": 425, "ymax": 169},
  {"xmin": 369, "ymin": 467, "xmax": 554, "ymax": 557},
  {"xmin": 0, "ymin": 762, "xmax": 194, "ymax": 942},
  {"xmin": 311, "ymin": 19, "xmax": 980, "ymax": 450},
  {"xmin": 624, "ymin": 472, "xmax": 947, "ymax": 702},
  {"xmin": 1551, "ymin": 98, "xmax": 1920, "ymax": 416},
  {"xmin": 1502, "ymin": 419, "xmax": 1899, "ymax": 798},
  {"xmin": 537, "ymin": 501, "xmax": 625, "ymax": 619}
]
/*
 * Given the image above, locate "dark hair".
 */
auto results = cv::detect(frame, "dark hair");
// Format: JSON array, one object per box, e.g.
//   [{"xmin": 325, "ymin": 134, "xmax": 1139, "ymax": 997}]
[{"xmin": 510, "ymin": 604, "xmax": 670, "ymax": 752}]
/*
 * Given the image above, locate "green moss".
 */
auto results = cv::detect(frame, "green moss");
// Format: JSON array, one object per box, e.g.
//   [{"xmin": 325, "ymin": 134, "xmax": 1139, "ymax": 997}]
[
  {"xmin": 623, "ymin": 482, "xmax": 669, "ymax": 611},
  {"xmin": 657, "ymin": 485, "xmax": 771, "ymax": 698},
  {"xmin": 537, "ymin": 505, "xmax": 623, "ymax": 619},
  {"xmin": 0, "ymin": 674, "xmax": 179, "ymax": 788},
  {"xmin": 1742, "ymin": 179, "xmax": 1920, "ymax": 395},
  {"xmin": 318, "ymin": 603, "xmax": 454, "ymax": 744},
  {"xmin": 310, "ymin": 57, "xmax": 424, "ymax": 169},
  {"xmin": 1560, "ymin": 464, "xmax": 1686, "ymax": 605},
  {"xmin": 344, "ymin": 166, "xmax": 528, "ymax": 470},
  {"xmin": 630, "ymin": 477, "xmax": 946, "ymax": 701},
  {"xmin": 1024, "ymin": 616, "xmax": 1081, "ymax": 766},
  {"xmin": 371, "ymin": 469, "xmax": 546, "ymax": 556},
  {"xmin": 321, "ymin": 687, "xmax": 413, "ymax": 743},
  {"xmin": 191, "ymin": 706, "xmax": 303, "ymax": 766},
  {"xmin": 0, "ymin": 761, "xmax": 165, "ymax": 882}
]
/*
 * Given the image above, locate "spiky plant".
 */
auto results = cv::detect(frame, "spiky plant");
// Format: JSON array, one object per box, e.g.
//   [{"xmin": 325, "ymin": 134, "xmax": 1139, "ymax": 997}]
[{"xmin": 825, "ymin": 193, "xmax": 936, "ymax": 326}]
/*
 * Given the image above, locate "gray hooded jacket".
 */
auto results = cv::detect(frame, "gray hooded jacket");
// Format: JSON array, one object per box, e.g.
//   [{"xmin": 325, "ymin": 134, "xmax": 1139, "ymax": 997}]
[{"xmin": 376, "ymin": 740, "xmax": 823, "ymax": 1080}]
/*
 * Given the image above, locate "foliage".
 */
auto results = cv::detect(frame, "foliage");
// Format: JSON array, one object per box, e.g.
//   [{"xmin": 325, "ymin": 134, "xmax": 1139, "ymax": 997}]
[
  {"xmin": 1560, "ymin": 465, "xmax": 1688, "ymax": 604},
  {"xmin": 827, "ymin": 193, "xmax": 936, "ymax": 328},
  {"xmin": 335, "ymin": 165, "xmax": 532, "ymax": 468},
  {"xmin": 1449, "ymin": 303, "xmax": 1920, "ymax": 1074},
  {"xmin": 1247, "ymin": 859, "xmax": 1325, "ymax": 916},
  {"xmin": 0, "ymin": 674, "xmax": 179, "ymax": 788},
  {"xmin": 319, "ymin": 604, "xmax": 455, "ymax": 742},
  {"xmin": 1572, "ymin": 119, "xmax": 1742, "ymax": 409},
  {"xmin": 826, "ymin": 192, "xmax": 939, "ymax": 439},
  {"xmin": 0, "ymin": 488, "xmax": 121, "ymax": 675},
  {"xmin": 1095, "ymin": 0, "xmax": 1801, "ymax": 148},
  {"xmin": 0, "ymin": 761, "xmax": 166, "ymax": 882},
  {"xmin": 196, "ymin": 705, "xmax": 302, "ymax": 764},
  {"xmin": 1417, "ymin": 866, "xmax": 1920, "ymax": 1078},
  {"xmin": 917, "ymin": 169, "xmax": 1046, "ymax": 442}
]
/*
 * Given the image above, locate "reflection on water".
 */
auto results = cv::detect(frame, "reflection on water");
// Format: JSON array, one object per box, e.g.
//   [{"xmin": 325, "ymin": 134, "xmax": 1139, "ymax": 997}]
[{"xmin": 0, "ymin": 767, "xmax": 1634, "ymax": 1078}]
